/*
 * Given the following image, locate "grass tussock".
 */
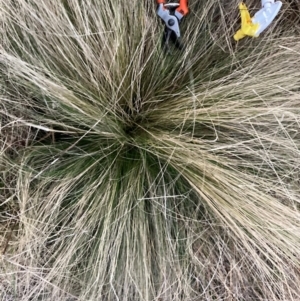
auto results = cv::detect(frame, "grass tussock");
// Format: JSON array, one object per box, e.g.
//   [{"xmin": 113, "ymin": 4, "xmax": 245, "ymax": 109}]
[{"xmin": 1, "ymin": 0, "xmax": 300, "ymax": 300}]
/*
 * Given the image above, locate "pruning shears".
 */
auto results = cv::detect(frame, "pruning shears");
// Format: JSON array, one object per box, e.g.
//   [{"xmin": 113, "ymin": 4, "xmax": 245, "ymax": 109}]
[
  {"xmin": 156, "ymin": 0, "xmax": 189, "ymax": 53},
  {"xmin": 234, "ymin": 0, "xmax": 282, "ymax": 41}
]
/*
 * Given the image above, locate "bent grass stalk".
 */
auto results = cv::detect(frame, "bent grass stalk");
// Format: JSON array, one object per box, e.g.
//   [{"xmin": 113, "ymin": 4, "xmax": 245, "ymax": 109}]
[{"xmin": 1, "ymin": 0, "xmax": 300, "ymax": 300}]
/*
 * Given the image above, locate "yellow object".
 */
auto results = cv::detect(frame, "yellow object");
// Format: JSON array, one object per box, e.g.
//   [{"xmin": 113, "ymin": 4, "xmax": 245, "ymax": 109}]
[{"xmin": 234, "ymin": 3, "xmax": 260, "ymax": 41}]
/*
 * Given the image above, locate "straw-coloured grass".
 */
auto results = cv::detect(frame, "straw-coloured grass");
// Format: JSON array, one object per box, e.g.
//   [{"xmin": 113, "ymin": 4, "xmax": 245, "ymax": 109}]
[{"xmin": 1, "ymin": 0, "xmax": 300, "ymax": 300}]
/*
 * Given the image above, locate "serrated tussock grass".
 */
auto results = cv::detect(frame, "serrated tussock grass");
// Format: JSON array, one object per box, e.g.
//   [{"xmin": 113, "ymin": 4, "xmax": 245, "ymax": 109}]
[{"xmin": 1, "ymin": 0, "xmax": 300, "ymax": 300}]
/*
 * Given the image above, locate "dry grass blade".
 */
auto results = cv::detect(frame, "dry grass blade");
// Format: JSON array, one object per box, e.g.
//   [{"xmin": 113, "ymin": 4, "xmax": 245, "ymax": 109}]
[{"xmin": 1, "ymin": 0, "xmax": 300, "ymax": 300}]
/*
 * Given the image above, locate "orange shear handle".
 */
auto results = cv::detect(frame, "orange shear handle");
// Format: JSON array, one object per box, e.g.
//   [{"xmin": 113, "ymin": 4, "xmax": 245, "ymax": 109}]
[
  {"xmin": 156, "ymin": 0, "xmax": 166, "ymax": 3},
  {"xmin": 176, "ymin": 0, "xmax": 189, "ymax": 16}
]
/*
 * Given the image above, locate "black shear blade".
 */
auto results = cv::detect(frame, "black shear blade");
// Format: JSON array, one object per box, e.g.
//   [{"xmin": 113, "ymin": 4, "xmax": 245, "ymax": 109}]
[{"xmin": 162, "ymin": 27, "xmax": 184, "ymax": 54}]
